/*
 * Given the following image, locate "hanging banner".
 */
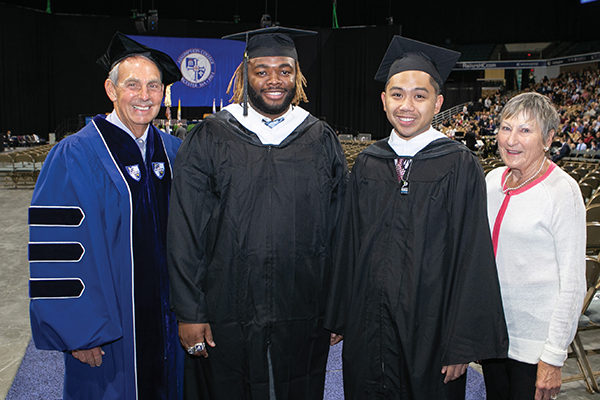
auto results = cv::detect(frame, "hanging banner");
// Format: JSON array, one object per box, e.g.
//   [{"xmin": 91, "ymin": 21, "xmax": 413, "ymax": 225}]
[
  {"xmin": 454, "ymin": 51, "xmax": 600, "ymax": 70},
  {"xmin": 129, "ymin": 34, "xmax": 245, "ymax": 107}
]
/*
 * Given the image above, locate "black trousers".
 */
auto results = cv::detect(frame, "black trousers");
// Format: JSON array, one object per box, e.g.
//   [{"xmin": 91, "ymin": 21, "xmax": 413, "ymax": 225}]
[{"xmin": 481, "ymin": 358, "xmax": 537, "ymax": 400}]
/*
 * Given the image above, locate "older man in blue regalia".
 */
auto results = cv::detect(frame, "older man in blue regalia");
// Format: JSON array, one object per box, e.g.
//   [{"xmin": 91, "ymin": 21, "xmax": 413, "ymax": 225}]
[{"xmin": 28, "ymin": 32, "xmax": 183, "ymax": 400}]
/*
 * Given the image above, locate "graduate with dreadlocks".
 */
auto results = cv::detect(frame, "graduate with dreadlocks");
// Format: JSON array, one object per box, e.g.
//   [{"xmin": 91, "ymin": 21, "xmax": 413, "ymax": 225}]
[{"xmin": 167, "ymin": 27, "xmax": 348, "ymax": 400}]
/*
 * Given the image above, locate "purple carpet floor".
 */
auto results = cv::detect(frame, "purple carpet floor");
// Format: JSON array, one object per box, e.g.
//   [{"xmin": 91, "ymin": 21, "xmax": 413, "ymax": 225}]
[{"xmin": 7, "ymin": 340, "xmax": 486, "ymax": 399}]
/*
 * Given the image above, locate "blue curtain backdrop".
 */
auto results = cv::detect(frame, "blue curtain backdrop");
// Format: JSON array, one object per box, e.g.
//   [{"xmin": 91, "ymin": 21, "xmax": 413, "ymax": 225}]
[{"xmin": 129, "ymin": 35, "xmax": 245, "ymax": 107}]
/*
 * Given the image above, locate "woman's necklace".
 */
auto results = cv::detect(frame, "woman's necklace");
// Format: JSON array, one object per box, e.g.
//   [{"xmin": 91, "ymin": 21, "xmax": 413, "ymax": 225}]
[{"xmin": 502, "ymin": 157, "xmax": 547, "ymax": 194}]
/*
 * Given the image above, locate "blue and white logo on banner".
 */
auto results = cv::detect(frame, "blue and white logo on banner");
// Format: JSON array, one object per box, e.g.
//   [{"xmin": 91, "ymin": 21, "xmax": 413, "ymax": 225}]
[
  {"xmin": 179, "ymin": 49, "xmax": 216, "ymax": 89},
  {"xmin": 129, "ymin": 35, "xmax": 245, "ymax": 107}
]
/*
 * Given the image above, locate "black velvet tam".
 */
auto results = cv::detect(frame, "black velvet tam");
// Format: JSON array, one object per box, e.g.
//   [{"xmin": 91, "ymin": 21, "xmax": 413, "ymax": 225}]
[
  {"xmin": 374, "ymin": 35, "xmax": 461, "ymax": 87},
  {"xmin": 222, "ymin": 26, "xmax": 317, "ymax": 60},
  {"xmin": 97, "ymin": 31, "xmax": 182, "ymax": 85}
]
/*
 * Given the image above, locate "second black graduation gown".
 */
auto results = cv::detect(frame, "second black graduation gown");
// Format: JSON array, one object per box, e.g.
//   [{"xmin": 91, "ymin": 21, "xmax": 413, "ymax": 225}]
[
  {"xmin": 325, "ymin": 138, "xmax": 508, "ymax": 399},
  {"xmin": 167, "ymin": 109, "xmax": 347, "ymax": 400}
]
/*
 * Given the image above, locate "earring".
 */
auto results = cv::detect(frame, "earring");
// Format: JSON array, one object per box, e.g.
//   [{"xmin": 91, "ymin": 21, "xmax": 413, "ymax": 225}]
[{"xmin": 543, "ymin": 146, "xmax": 549, "ymax": 152}]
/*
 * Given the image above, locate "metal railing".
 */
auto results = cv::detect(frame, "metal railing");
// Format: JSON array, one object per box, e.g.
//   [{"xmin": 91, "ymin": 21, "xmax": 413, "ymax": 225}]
[{"xmin": 432, "ymin": 103, "xmax": 467, "ymax": 127}]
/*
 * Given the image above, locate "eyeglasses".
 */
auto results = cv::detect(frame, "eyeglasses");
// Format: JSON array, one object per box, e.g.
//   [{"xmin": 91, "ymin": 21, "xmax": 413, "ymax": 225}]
[{"xmin": 119, "ymin": 81, "xmax": 163, "ymax": 94}]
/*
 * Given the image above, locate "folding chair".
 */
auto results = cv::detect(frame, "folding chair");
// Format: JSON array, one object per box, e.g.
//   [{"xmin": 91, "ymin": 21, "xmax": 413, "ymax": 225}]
[
  {"xmin": 580, "ymin": 183, "xmax": 594, "ymax": 204},
  {"xmin": 563, "ymin": 257, "xmax": 600, "ymax": 393},
  {"xmin": 587, "ymin": 170, "xmax": 600, "ymax": 180},
  {"xmin": 576, "ymin": 165, "xmax": 590, "ymax": 174},
  {"xmin": 570, "ymin": 171, "xmax": 584, "ymax": 181},
  {"xmin": 12, "ymin": 153, "xmax": 35, "ymax": 186},
  {"xmin": 588, "ymin": 193, "xmax": 600, "ymax": 207},
  {"xmin": 586, "ymin": 222, "xmax": 600, "ymax": 256},
  {"xmin": 587, "ymin": 205, "xmax": 600, "ymax": 223},
  {"xmin": 571, "ymin": 150, "xmax": 585, "ymax": 159},
  {"xmin": 0, "ymin": 153, "xmax": 15, "ymax": 187},
  {"xmin": 581, "ymin": 176, "xmax": 600, "ymax": 191},
  {"xmin": 32, "ymin": 152, "xmax": 47, "ymax": 181}
]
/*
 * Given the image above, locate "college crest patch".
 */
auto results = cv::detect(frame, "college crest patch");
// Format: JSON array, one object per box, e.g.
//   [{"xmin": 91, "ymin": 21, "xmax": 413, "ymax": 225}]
[
  {"xmin": 126, "ymin": 164, "xmax": 141, "ymax": 182},
  {"xmin": 152, "ymin": 162, "xmax": 165, "ymax": 179}
]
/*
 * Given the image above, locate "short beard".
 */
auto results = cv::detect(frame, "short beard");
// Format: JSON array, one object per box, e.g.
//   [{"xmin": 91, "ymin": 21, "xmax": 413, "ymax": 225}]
[{"xmin": 248, "ymin": 84, "xmax": 296, "ymax": 117}]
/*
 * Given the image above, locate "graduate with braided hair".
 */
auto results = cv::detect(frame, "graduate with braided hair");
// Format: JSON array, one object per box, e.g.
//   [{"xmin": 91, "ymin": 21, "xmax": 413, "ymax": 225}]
[{"xmin": 167, "ymin": 27, "xmax": 348, "ymax": 400}]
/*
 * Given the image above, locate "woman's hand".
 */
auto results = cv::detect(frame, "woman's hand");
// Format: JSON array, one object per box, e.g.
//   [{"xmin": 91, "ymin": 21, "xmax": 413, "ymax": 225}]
[{"xmin": 535, "ymin": 360, "xmax": 561, "ymax": 400}]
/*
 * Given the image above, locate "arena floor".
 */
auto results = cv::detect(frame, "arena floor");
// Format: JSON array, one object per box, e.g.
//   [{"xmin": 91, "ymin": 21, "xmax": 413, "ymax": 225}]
[{"xmin": 1, "ymin": 187, "xmax": 598, "ymax": 399}]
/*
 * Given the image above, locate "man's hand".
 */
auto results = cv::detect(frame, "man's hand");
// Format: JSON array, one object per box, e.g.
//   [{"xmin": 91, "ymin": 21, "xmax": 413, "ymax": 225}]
[
  {"xmin": 71, "ymin": 347, "xmax": 105, "ymax": 367},
  {"xmin": 179, "ymin": 322, "xmax": 216, "ymax": 358},
  {"xmin": 441, "ymin": 363, "xmax": 468, "ymax": 383},
  {"xmin": 330, "ymin": 333, "xmax": 343, "ymax": 346},
  {"xmin": 535, "ymin": 361, "xmax": 561, "ymax": 400}
]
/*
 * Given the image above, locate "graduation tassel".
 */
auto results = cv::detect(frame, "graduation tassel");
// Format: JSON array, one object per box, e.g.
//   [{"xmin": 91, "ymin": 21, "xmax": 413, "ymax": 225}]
[
  {"xmin": 243, "ymin": 50, "xmax": 249, "ymax": 116},
  {"xmin": 212, "ymin": 98, "xmax": 216, "ymax": 113},
  {"xmin": 164, "ymin": 83, "xmax": 172, "ymax": 124}
]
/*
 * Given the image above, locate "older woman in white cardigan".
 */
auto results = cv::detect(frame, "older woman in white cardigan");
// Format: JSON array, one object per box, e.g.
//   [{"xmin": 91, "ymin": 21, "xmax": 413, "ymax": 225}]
[{"xmin": 484, "ymin": 92, "xmax": 586, "ymax": 400}]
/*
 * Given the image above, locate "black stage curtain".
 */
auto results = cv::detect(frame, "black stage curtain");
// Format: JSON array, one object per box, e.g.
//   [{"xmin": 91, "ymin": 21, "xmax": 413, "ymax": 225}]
[
  {"xmin": 7, "ymin": 2, "xmax": 595, "ymax": 140},
  {"xmin": 0, "ymin": 4, "xmax": 432, "ymax": 140},
  {"xmin": 0, "ymin": 6, "xmax": 54, "ymax": 138},
  {"xmin": 0, "ymin": 4, "xmax": 259, "ymax": 139},
  {"xmin": 316, "ymin": 26, "xmax": 397, "ymax": 138},
  {"xmin": 0, "ymin": 6, "xmax": 124, "ymax": 139}
]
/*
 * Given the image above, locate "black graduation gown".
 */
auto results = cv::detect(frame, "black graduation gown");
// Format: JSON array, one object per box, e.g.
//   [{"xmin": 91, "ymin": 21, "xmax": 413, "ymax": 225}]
[
  {"xmin": 167, "ymin": 110, "xmax": 347, "ymax": 400},
  {"xmin": 324, "ymin": 138, "xmax": 508, "ymax": 400}
]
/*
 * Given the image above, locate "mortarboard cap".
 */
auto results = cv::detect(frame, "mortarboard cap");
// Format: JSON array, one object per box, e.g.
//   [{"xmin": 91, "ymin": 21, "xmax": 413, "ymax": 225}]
[
  {"xmin": 222, "ymin": 26, "xmax": 316, "ymax": 116},
  {"xmin": 374, "ymin": 36, "xmax": 461, "ymax": 87},
  {"xmin": 97, "ymin": 32, "xmax": 182, "ymax": 86},
  {"xmin": 222, "ymin": 26, "xmax": 317, "ymax": 60}
]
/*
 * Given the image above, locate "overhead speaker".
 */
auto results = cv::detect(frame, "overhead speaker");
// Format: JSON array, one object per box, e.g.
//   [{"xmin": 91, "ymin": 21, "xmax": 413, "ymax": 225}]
[
  {"xmin": 133, "ymin": 12, "xmax": 147, "ymax": 34},
  {"xmin": 147, "ymin": 10, "xmax": 158, "ymax": 33}
]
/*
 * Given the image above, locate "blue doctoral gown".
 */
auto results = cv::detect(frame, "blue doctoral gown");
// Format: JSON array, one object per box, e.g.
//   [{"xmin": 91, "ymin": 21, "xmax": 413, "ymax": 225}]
[{"xmin": 28, "ymin": 115, "xmax": 183, "ymax": 400}]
